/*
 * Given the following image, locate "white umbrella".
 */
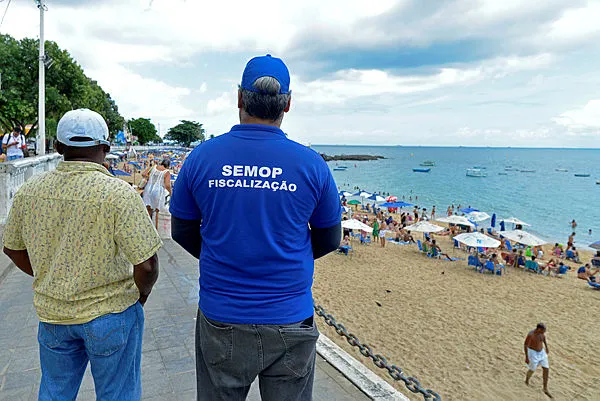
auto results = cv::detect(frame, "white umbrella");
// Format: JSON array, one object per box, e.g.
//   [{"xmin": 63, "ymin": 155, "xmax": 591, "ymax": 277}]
[
  {"xmin": 341, "ymin": 219, "xmax": 373, "ymax": 233},
  {"xmin": 353, "ymin": 191, "xmax": 372, "ymax": 198},
  {"xmin": 105, "ymin": 154, "xmax": 119, "ymax": 160},
  {"xmin": 406, "ymin": 221, "xmax": 445, "ymax": 233},
  {"xmin": 436, "ymin": 215, "xmax": 476, "ymax": 227},
  {"xmin": 339, "ymin": 191, "xmax": 353, "ymax": 197},
  {"xmin": 467, "ymin": 211, "xmax": 491, "ymax": 222},
  {"xmin": 454, "ymin": 232, "xmax": 501, "ymax": 248},
  {"xmin": 500, "ymin": 230, "xmax": 546, "ymax": 246},
  {"xmin": 501, "ymin": 217, "xmax": 531, "ymax": 227},
  {"xmin": 367, "ymin": 194, "xmax": 386, "ymax": 202}
]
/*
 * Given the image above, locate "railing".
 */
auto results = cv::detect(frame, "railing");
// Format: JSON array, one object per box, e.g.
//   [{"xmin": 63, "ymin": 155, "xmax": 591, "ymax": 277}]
[{"xmin": 0, "ymin": 154, "xmax": 62, "ymax": 223}]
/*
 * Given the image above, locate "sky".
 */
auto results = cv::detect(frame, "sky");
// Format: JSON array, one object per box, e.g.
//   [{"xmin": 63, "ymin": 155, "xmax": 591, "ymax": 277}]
[{"xmin": 1, "ymin": 0, "xmax": 600, "ymax": 147}]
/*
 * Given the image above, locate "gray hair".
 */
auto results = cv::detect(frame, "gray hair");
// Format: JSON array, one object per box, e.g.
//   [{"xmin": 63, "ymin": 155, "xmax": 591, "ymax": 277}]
[{"xmin": 240, "ymin": 77, "xmax": 291, "ymax": 122}]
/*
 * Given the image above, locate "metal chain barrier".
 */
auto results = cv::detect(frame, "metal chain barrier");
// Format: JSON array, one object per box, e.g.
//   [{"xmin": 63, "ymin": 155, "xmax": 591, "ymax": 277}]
[{"xmin": 314, "ymin": 302, "xmax": 442, "ymax": 401}]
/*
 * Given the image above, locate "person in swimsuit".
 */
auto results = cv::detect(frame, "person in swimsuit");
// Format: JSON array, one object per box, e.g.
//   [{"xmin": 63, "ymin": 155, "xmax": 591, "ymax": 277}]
[{"xmin": 524, "ymin": 323, "xmax": 552, "ymax": 398}]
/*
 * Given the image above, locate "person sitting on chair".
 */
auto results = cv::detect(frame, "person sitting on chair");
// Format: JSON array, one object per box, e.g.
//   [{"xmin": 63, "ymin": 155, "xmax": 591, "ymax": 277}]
[
  {"xmin": 577, "ymin": 264, "xmax": 599, "ymax": 282},
  {"xmin": 431, "ymin": 240, "xmax": 452, "ymax": 261}
]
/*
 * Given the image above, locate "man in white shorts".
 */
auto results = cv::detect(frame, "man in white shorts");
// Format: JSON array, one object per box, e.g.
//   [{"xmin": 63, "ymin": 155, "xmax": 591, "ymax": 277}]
[{"xmin": 524, "ymin": 323, "xmax": 552, "ymax": 398}]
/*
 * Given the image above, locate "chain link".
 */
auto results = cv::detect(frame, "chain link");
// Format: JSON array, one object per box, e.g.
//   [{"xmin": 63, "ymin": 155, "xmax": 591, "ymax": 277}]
[{"xmin": 314, "ymin": 302, "xmax": 442, "ymax": 401}]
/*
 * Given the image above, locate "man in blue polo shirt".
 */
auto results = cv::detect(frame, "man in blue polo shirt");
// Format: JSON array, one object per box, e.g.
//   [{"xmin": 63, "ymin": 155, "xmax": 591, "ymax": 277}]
[{"xmin": 170, "ymin": 55, "xmax": 341, "ymax": 400}]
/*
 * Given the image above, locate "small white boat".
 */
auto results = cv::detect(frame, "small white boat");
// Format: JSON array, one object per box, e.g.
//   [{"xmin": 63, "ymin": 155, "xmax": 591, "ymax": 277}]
[
  {"xmin": 466, "ymin": 168, "xmax": 487, "ymax": 177},
  {"xmin": 555, "ymin": 168, "xmax": 568, "ymax": 172}
]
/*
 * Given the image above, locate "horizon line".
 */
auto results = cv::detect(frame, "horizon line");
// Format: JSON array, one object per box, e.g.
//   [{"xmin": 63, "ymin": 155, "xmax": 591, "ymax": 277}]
[{"xmin": 310, "ymin": 144, "xmax": 600, "ymax": 150}]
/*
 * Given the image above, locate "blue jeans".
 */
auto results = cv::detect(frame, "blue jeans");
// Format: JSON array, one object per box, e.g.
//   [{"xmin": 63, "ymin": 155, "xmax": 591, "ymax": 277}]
[
  {"xmin": 196, "ymin": 309, "xmax": 319, "ymax": 401},
  {"xmin": 7, "ymin": 155, "xmax": 23, "ymax": 161},
  {"xmin": 37, "ymin": 302, "xmax": 144, "ymax": 401}
]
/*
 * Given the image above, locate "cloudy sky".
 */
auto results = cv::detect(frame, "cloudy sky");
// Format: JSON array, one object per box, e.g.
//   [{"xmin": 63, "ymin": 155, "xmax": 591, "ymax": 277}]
[{"xmin": 2, "ymin": 0, "xmax": 600, "ymax": 147}]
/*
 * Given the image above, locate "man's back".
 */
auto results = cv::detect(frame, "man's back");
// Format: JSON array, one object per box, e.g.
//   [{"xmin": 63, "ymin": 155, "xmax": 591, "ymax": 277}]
[
  {"xmin": 171, "ymin": 124, "xmax": 341, "ymax": 324},
  {"xmin": 3, "ymin": 161, "xmax": 162, "ymax": 324}
]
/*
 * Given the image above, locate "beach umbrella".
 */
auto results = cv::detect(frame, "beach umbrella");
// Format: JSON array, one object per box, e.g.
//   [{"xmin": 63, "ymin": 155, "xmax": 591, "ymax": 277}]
[
  {"xmin": 347, "ymin": 200, "xmax": 361, "ymax": 205},
  {"xmin": 367, "ymin": 194, "xmax": 386, "ymax": 202},
  {"xmin": 501, "ymin": 230, "xmax": 546, "ymax": 246},
  {"xmin": 341, "ymin": 219, "xmax": 373, "ymax": 233},
  {"xmin": 352, "ymin": 191, "xmax": 372, "ymax": 198},
  {"xmin": 467, "ymin": 211, "xmax": 491, "ymax": 222},
  {"xmin": 461, "ymin": 207, "xmax": 479, "ymax": 214},
  {"xmin": 105, "ymin": 154, "xmax": 119, "ymax": 160},
  {"xmin": 380, "ymin": 201, "xmax": 413, "ymax": 208},
  {"xmin": 588, "ymin": 241, "xmax": 600, "ymax": 250},
  {"xmin": 339, "ymin": 190, "xmax": 353, "ymax": 197},
  {"xmin": 454, "ymin": 232, "xmax": 501, "ymax": 248},
  {"xmin": 112, "ymin": 169, "xmax": 131, "ymax": 177},
  {"xmin": 501, "ymin": 217, "xmax": 531, "ymax": 227},
  {"xmin": 128, "ymin": 161, "xmax": 142, "ymax": 169},
  {"xmin": 436, "ymin": 215, "xmax": 476, "ymax": 227},
  {"xmin": 405, "ymin": 221, "xmax": 445, "ymax": 233},
  {"xmin": 491, "ymin": 213, "xmax": 496, "ymax": 228}
]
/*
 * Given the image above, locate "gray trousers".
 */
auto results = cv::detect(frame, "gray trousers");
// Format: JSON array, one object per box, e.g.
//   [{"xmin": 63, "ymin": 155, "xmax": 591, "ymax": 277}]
[{"xmin": 195, "ymin": 309, "xmax": 319, "ymax": 401}]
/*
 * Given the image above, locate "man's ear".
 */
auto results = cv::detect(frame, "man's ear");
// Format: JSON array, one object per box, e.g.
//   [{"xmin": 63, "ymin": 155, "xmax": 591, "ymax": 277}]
[
  {"xmin": 284, "ymin": 95, "xmax": 291, "ymax": 113},
  {"xmin": 237, "ymin": 90, "xmax": 243, "ymax": 109}
]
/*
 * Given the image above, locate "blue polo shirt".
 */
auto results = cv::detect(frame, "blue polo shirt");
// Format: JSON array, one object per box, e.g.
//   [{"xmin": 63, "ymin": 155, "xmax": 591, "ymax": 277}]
[{"xmin": 170, "ymin": 124, "xmax": 341, "ymax": 324}]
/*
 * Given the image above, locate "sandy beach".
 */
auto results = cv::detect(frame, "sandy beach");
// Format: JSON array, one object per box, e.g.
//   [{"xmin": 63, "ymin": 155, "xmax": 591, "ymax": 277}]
[{"xmin": 313, "ymin": 234, "xmax": 600, "ymax": 401}]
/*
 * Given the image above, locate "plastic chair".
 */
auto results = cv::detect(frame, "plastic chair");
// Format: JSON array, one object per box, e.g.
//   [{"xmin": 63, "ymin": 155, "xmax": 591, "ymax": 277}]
[
  {"xmin": 504, "ymin": 240, "xmax": 513, "ymax": 251},
  {"xmin": 453, "ymin": 239, "xmax": 460, "ymax": 249},
  {"xmin": 588, "ymin": 281, "xmax": 600, "ymax": 290},
  {"xmin": 417, "ymin": 240, "xmax": 423, "ymax": 252}
]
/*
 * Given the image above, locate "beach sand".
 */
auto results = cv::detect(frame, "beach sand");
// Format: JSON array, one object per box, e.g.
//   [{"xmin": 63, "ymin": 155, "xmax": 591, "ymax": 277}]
[{"xmin": 313, "ymin": 234, "xmax": 600, "ymax": 400}]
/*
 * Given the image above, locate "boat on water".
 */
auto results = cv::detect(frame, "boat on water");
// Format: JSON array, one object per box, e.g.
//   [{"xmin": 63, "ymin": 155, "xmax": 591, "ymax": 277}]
[
  {"xmin": 420, "ymin": 161, "xmax": 435, "ymax": 166},
  {"xmin": 555, "ymin": 168, "xmax": 569, "ymax": 172},
  {"xmin": 412, "ymin": 168, "xmax": 431, "ymax": 173},
  {"xmin": 574, "ymin": 173, "xmax": 590, "ymax": 177},
  {"xmin": 498, "ymin": 172, "xmax": 508, "ymax": 175},
  {"xmin": 504, "ymin": 167, "xmax": 516, "ymax": 171},
  {"xmin": 466, "ymin": 168, "xmax": 487, "ymax": 177},
  {"xmin": 520, "ymin": 169, "xmax": 536, "ymax": 173},
  {"xmin": 333, "ymin": 167, "xmax": 347, "ymax": 171},
  {"xmin": 597, "ymin": 181, "xmax": 600, "ymax": 185}
]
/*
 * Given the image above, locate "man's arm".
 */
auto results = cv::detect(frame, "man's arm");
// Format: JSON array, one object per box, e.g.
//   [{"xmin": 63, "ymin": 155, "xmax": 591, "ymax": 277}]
[
  {"xmin": 134, "ymin": 254, "xmax": 159, "ymax": 305},
  {"xmin": 311, "ymin": 223, "xmax": 341, "ymax": 260},
  {"xmin": 2, "ymin": 248, "xmax": 33, "ymax": 276},
  {"xmin": 524, "ymin": 334, "xmax": 531, "ymax": 362},
  {"xmin": 543, "ymin": 336, "xmax": 549, "ymax": 354},
  {"xmin": 171, "ymin": 216, "xmax": 202, "ymax": 259}
]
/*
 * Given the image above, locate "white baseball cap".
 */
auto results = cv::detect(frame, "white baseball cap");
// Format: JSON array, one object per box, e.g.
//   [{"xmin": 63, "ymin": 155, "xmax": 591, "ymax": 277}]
[{"xmin": 57, "ymin": 109, "xmax": 110, "ymax": 147}]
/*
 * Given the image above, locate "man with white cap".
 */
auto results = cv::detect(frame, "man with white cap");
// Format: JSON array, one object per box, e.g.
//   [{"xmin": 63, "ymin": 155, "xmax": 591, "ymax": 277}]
[
  {"xmin": 2, "ymin": 109, "xmax": 162, "ymax": 400},
  {"xmin": 171, "ymin": 55, "xmax": 341, "ymax": 400}
]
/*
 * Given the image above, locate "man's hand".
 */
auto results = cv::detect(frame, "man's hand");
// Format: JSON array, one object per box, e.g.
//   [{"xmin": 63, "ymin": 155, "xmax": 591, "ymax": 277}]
[{"xmin": 525, "ymin": 357, "xmax": 529, "ymax": 364}]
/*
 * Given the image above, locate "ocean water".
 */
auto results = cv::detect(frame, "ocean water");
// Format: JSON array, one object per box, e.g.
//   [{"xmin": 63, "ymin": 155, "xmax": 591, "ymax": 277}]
[{"xmin": 313, "ymin": 145, "xmax": 600, "ymax": 247}]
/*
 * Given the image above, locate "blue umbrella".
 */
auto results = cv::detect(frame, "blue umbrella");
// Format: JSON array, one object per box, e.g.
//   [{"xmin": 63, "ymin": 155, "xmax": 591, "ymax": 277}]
[
  {"xmin": 491, "ymin": 213, "xmax": 496, "ymax": 228},
  {"xmin": 461, "ymin": 207, "xmax": 479, "ymax": 213},
  {"xmin": 112, "ymin": 169, "xmax": 131, "ymax": 177},
  {"xmin": 380, "ymin": 202, "xmax": 413, "ymax": 208},
  {"xmin": 128, "ymin": 161, "xmax": 142, "ymax": 169},
  {"xmin": 499, "ymin": 220, "xmax": 505, "ymax": 231}
]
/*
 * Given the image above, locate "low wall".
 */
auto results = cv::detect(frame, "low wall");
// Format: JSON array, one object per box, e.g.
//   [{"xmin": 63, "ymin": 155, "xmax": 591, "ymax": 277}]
[{"xmin": 0, "ymin": 154, "xmax": 63, "ymax": 224}]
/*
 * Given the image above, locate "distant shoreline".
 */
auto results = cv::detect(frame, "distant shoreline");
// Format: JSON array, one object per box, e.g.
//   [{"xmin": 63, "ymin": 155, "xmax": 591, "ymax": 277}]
[
  {"xmin": 320, "ymin": 154, "xmax": 385, "ymax": 162},
  {"xmin": 313, "ymin": 145, "xmax": 600, "ymax": 150}
]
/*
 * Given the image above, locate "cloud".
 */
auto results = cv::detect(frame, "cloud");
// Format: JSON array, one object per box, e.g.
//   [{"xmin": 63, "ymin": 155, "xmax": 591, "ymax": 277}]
[
  {"xmin": 206, "ymin": 91, "xmax": 237, "ymax": 116},
  {"xmin": 553, "ymin": 100, "xmax": 600, "ymax": 133},
  {"xmin": 198, "ymin": 82, "xmax": 207, "ymax": 94}
]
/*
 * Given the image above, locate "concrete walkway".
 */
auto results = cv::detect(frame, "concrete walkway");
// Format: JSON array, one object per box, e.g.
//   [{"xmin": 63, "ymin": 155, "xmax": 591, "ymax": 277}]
[{"xmin": 0, "ymin": 227, "xmax": 370, "ymax": 401}]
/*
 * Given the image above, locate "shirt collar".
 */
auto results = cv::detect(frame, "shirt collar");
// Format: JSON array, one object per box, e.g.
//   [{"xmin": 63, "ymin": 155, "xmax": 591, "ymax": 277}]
[
  {"xmin": 57, "ymin": 161, "xmax": 112, "ymax": 177},
  {"xmin": 228, "ymin": 124, "xmax": 287, "ymax": 139}
]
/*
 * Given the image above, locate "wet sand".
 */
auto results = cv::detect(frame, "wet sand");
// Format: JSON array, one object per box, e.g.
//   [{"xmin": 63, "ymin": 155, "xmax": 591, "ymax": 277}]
[{"xmin": 313, "ymin": 235, "xmax": 600, "ymax": 400}]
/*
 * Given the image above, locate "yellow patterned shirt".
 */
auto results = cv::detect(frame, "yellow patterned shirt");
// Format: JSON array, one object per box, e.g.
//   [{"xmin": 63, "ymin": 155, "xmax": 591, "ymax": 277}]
[{"xmin": 2, "ymin": 161, "xmax": 162, "ymax": 324}]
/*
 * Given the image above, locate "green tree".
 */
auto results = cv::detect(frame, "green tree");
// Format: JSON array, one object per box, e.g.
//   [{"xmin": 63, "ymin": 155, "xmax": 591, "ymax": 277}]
[
  {"xmin": 165, "ymin": 120, "xmax": 205, "ymax": 147},
  {"xmin": 0, "ymin": 34, "xmax": 124, "ymax": 139},
  {"xmin": 128, "ymin": 118, "xmax": 161, "ymax": 145},
  {"xmin": 209, "ymin": 134, "xmax": 215, "ymax": 140}
]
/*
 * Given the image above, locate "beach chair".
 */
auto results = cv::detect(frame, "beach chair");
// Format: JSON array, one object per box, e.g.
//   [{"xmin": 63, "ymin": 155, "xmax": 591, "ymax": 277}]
[
  {"xmin": 417, "ymin": 240, "xmax": 424, "ymax": 253},
  {"xmin": 453, "ymin": 239, "xmax": 460, "ymax": 249},
  {"xmin": 504, "ymin": 240, "xmax": 512, "ymax": 252},
  {"xmin": 360, "ymin": 235, "xmax": 371, "ymax": 245}
]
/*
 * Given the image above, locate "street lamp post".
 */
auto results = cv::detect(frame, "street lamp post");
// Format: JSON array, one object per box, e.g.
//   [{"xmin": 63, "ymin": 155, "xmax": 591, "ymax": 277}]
[{"xmin": 37, "ymin": 0, "xmax": 46, "ymax": 156}]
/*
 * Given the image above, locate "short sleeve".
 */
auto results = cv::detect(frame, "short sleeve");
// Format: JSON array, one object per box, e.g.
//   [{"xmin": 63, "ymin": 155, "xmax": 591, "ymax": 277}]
[
  {"xmin": 170, "ymin": 160, "xmax": 202, "ymax": 220},
  {"xmin": 309, "ymin": 167, "xmax": 342, "ymax": 228},
  {"xmin": 2, "ymin": 194, "xmax": 26, "ymax": 250},
  {"xmin": 114, "ymin": 187, "xmax": 163, "ymax": 265}
]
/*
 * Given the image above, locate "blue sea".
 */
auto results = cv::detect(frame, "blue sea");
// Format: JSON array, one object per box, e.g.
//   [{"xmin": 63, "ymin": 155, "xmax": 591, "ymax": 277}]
[{"xmin": 313, "ymin": 146, "xmax": 600, "ymax": 248}]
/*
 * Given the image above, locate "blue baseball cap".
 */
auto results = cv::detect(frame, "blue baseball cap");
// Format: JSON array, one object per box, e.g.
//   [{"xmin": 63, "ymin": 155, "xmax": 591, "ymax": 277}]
[
  {"xmin": 241, "ymin": 54, "xmax": 290, "ymax": 94},
  {"xmin": 57, "ymin": 109, "xmax": 110, "ymax": 147}
]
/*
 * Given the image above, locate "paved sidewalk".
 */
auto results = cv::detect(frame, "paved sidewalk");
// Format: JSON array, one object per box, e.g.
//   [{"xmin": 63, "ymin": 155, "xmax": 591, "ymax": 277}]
[{"xmin": 0, "ymin": 235, "xmax": 370, "ymax": 401}]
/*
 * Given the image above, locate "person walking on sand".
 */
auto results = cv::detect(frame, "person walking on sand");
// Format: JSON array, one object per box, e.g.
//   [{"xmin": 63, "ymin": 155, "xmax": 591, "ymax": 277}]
[
  {"xmin": 170, "ymin": 54, "xmax": 341, "ymax": 401},
  {"xmin": 142, "ymin": 158, "xmax": 172, "ymax": 229},
  {"xmin": 2, "ymin": 109, "xmax": 162, "ymax": 401},
  {"xmin": 524, "ymin": 323, "xmax": 552, "ymax": 398}
]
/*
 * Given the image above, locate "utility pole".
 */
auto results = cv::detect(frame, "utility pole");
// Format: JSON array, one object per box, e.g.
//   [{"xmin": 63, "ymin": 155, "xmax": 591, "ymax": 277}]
[{"xmin": 37, "ymin": 0, "xmax": 46, "ymax": 155}]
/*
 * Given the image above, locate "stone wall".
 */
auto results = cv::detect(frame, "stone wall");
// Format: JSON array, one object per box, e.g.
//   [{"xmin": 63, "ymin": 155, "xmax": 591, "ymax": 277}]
[{"xmin": 0, "ymin": 154, "xmax": 62, "ymax": 224}]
